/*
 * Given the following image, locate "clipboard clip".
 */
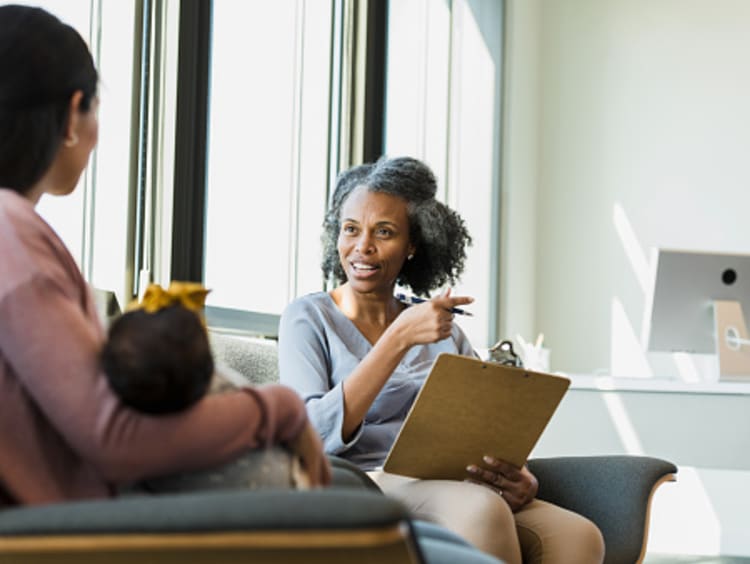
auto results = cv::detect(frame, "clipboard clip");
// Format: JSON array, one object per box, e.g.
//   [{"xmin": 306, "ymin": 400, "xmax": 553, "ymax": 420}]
[{"xmin": 487, "ymin": 339, "xmax": 524, "ymax": 367}]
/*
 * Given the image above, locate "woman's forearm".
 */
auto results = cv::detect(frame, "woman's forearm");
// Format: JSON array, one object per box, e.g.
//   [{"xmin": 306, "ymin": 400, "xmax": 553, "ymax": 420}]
[
  {"xmin": 3, "ymin": 277, "xmax": 307, "ymax": 484},
  {"xmin": 340, "ymin": 324, "xmax": 412, "ymax": 440},
  {"xmin": 86, "ymin": 384, "xmax": 307, "ymax": 483}
]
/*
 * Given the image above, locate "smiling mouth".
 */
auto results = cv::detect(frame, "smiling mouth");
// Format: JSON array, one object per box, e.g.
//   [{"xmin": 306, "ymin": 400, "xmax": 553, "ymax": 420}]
[{"xmin": 350, "ymin": 261, "xmax": 379, "ymax": 273}]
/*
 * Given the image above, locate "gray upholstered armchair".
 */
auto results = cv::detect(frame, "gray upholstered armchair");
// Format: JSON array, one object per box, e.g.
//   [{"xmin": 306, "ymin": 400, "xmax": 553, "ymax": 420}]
[
  {"xmin": 527, "ymin": 456, "xmax": 676, "ymax": 564},
  {"xmin": 1, "ymin": 321, "xmax": 671, "ymax": 563},
  {"xmin": 0, "ymin": 489, "xmax": 422, "ymax": 563},
  {"xmin": 210, "ymin": 331, "xmax": 678, "ymax": 564}
]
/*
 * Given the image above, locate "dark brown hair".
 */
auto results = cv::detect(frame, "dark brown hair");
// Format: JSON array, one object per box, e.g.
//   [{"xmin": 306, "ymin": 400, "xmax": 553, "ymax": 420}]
[
  {"xmin": 102, "ymin": 306, "xmax": 214, "ymax": 415},
  {"xmin": 0, "ymin": 5, "xmax": 98, "ymax": 192}
]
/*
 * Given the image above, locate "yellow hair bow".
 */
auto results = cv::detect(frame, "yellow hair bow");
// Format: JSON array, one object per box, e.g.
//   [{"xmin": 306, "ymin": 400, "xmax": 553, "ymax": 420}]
[{"xmin": 131, "ymin": 282, "xmax": 211, "ymax": 314}]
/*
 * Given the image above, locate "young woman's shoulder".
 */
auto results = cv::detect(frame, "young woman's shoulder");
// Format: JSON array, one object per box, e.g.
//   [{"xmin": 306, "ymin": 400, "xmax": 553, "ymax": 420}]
[
  {"xmin": 0, "ymin": 189, "xmax": 83, "ymax": 300},
  {"xmin": 0, "ymin": 190, "xmax": 46, "ymax": 247}
]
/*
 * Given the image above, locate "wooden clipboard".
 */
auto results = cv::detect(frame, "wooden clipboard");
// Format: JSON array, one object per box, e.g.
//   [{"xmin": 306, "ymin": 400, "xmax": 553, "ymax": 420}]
[{"xmin": 382, "ymin": 353, "xmax": 570, "ymax": 480}]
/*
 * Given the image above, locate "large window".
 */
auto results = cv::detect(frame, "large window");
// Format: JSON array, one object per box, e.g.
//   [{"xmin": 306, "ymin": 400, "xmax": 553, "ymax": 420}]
[
  {"xmin": 17, "ymin": 0, "xmax": 138, "ymax": 309},
  {"xmin": 19, "ymin": 1, "xmax": 504, "ymax": 347},
  {"xmin": 385, "ymin": 0, "xmax": 505, "ymax": 347},
  {"xmin": 180, "ymin": 0, "xmax": 505, "ymax": 346},
  {"xmin": 203, "ymin": 1, "xmax": 334, "ymax": 319}
]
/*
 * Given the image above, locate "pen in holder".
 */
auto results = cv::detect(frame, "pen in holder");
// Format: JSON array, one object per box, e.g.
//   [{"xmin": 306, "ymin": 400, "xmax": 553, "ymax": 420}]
[{"xmin": 515, "ymin": 333, "xmax": 551, "ymax": 372}]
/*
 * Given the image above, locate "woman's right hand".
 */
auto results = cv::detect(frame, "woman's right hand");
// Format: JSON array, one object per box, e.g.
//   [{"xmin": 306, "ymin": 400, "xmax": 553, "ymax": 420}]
[
  {"xmin": 287, "ymin": 420, "xmax": 332, "ymax": 487},
  {"xmin": 339, "ymin": 289, "xmax": 473, "ymax": 442},
  {"xmin": 394, "ymin": 289, "xmax": 474, "ymax": 346}
]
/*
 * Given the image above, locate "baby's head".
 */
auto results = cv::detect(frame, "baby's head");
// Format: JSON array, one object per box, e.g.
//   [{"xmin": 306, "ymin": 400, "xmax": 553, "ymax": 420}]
[{"xmin": 102, "ymin": 292, "xmax": 214, "ymax": 415}]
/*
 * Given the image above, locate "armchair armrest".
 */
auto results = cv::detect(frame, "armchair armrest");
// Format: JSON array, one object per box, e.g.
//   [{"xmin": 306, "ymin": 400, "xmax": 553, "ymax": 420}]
[
  {"xmin": 329, "ymin": 455, "xmax": 381, "ymax": 491},
  {"xmin": 527, "ymin": 455, "xmax": 677, "ymax": 564},
  {"xmin": 0, "ymin": 489, "xmax": 422, "ymax": 564}
]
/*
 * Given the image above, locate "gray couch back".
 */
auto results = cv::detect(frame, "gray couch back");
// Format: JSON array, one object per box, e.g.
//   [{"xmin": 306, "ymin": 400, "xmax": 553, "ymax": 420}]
[{"xmin": 209, "ymin": 331, "xmax": 280, "ymax": 386}]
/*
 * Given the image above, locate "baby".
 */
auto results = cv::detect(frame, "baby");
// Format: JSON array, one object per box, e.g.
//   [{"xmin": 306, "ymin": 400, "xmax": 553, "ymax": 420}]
[
  {"xmin": 102, "ymin": 282, "xmax": 308, "ymax": 491},
  {"xmin": 101, "ymin": 282, "xmax": 214, "ymax": 414}
]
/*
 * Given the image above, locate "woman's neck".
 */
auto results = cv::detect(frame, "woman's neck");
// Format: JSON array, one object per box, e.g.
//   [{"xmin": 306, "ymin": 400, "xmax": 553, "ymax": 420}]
[
  {"xmin": 330, "ymin": 285, "xmax": 403, "ymax": 329},
  {"xmin": 23, "ymin": 183, "xmax": 45, "ymax": 205},
  {"xmin": 25, "ymin": 171, "xmax": 59, "ymax": 205}
]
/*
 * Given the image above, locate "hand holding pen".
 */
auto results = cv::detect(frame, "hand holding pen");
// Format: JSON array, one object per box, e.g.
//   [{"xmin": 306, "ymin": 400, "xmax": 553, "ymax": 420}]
[
  {"xmin": 391, "ymin": 289, "xmax": 474, "ymax": 345},
  {"xmin": 395, "ymin": 291, "xmax": 474, "ymax": 316}
]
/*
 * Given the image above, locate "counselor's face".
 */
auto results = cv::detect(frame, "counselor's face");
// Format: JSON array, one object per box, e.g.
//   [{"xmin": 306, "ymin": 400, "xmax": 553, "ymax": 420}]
[{"xmin": 337, "ymin": 185, "xmax": 415, "ymax": 295}]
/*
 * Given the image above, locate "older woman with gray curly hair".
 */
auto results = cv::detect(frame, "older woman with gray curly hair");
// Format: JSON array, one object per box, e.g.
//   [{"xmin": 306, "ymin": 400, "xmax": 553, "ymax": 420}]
[
  {"xmin": 320, "ymin": 157, "xmax": 470, "ymax": 296},
  {"xmin": 279, "ymin": 155, "xmax": 604, "ymax": 564}
]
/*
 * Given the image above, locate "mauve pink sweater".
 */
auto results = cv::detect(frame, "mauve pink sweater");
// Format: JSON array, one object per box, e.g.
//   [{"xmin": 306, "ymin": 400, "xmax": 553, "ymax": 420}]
[{"xmin": 0, "ymin": 189, "xmax": 306, "ymax": 506}]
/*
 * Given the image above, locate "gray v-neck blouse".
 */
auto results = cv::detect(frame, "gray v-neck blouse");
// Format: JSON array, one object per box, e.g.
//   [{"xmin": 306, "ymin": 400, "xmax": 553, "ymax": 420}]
[{"xmin": 278, "ymin": 292, "xmax": 476, "ymax": 471}]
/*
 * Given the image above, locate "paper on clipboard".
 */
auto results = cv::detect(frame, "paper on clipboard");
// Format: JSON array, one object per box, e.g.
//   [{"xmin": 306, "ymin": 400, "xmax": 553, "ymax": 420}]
[{"xmin": 382, "ymin": 353, "xmax": 570, "ymax": 480}]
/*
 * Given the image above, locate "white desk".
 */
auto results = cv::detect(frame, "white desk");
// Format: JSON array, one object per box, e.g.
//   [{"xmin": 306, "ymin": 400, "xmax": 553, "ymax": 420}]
[
  {"xmin": 532, "ymin": 374, "xmax": 750, "ymax": 470},
  {"xmin": 566, "ymin": 373, "xmax": 750, "ymax": 396}
]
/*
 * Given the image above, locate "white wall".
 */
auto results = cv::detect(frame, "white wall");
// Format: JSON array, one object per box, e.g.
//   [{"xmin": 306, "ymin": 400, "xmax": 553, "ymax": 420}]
[
  {"xmin": 503, "ymin": 0, "xmax": 750, "ymax": 377},
  {"xmin": 499, "ymin": 0, "xmax": 541, "ymax": 347},
  {"xmin": 501, "ymin": 0, "xmax": 750, "ymax": 558}
]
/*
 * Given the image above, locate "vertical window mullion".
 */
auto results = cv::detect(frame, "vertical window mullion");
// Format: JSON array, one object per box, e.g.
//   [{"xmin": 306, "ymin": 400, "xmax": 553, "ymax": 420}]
[
  {"xmin": 170, "ymin": 0, "xmax": 212, "ymax": 283},
  {"xmin": 361, "ymin": 0, "xmax": 387, "ymax": 164},
  {"xmin": 327, "ymin": 0, "xmax": 346, "ymax": 199},
  {"xmin": 131, "ymin": 0, "xmax": 152, "ymax": 294},
  {"xmin": 287, "ymin": 0, "xmax": 305, "ymax": 303},
  {"xmin": 80, "ymin": 0, "xmax": 104, "ymax": 280}
]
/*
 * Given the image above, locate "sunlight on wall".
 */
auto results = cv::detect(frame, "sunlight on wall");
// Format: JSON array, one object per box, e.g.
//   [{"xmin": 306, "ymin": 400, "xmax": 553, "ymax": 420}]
[
  {"xmin": 600, "ymin": 390, "xmax": 644, "ymax": 455},
  {"xmin": 611, "ymin": 203, "xmax": 653, "ymax": 377},
  {"xmin": 610, "ymin": 297, "xmax": 653, "ymax": 378},
  {"xmin": 647, "ymin": 466, "xmax": 721, "ymax": 557},
  {"xmin": 671, "ymin": 352, "xmax": 702, "ymax": 384},
  {"xmin": 613, "ymin": 202, "xmax": 650, "ymax": 293}
]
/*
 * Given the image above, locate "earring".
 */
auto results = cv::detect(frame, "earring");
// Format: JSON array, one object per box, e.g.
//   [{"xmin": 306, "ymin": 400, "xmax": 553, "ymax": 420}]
[
  {"xmin": 407, "ymin": 254, "xmax": 414, "ymax": 260},
  {"xmin": 64, "ymin": 133, "xmax": 79, "ymax": 148}
]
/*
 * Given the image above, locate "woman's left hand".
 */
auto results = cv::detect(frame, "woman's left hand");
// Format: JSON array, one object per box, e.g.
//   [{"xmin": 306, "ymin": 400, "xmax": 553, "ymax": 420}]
[
  {"xmin": 465, "ymin": 456, "xmax": 538, "ymax": 512},
  {"xmin": 287, "ymin": 420, "xmax": 332, "ymax": 488}
]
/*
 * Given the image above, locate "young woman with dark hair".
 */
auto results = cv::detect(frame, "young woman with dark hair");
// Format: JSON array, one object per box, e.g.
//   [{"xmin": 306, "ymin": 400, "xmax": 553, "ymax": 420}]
[{"xmin": 0, "ymin": 4, "xmax": 330, "ymax": 506}]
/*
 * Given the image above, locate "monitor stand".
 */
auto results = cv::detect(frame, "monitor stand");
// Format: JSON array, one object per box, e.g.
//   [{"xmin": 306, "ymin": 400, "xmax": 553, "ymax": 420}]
[{"xmin": 713, "ymin": 300, "xmax": 750, "ymax": 382}]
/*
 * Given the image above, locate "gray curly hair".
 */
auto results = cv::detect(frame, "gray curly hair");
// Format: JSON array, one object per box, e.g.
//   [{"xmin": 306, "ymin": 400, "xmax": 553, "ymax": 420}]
[{"xmin": 322, "ymin": 156, "xmax": 472, "ymax": 296}]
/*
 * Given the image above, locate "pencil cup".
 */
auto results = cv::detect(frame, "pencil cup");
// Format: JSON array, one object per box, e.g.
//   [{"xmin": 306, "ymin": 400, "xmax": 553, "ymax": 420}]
[{"xmin": 520, "ymin": 347, "xmax": 550, "ymax": 373}]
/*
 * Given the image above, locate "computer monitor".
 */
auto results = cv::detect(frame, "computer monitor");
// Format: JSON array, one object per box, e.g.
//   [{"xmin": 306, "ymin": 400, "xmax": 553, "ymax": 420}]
[{"xmin": 644, "ymin": 248, "xmax": 750, "ymax": 355}]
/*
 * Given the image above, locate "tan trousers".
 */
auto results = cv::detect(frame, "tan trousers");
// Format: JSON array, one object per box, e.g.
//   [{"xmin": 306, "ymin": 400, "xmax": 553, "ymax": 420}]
[{"xmin": 369, "ymin": 472, "xmax": 605, "ymax": 564}]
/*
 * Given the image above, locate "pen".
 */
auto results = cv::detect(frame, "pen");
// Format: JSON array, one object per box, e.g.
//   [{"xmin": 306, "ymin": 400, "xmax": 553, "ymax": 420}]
[
  {"xmin": 395, "ymin": 293, "xmax": 473, "ymax": 316},
  {"xmin": 534, "ymin": 333, "xmax": 544, "ymax": 349}
]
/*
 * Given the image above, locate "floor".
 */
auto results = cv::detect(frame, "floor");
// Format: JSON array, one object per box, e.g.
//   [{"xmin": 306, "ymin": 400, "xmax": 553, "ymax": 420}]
[{"xmin": 644, "ymin": 556, "xmax": 750, "ymax": 564}]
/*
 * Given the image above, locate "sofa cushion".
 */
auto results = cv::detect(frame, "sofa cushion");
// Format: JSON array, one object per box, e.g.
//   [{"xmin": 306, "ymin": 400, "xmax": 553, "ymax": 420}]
[{"xmin": 209, "ymin": 331, "xmax": 279, "ymax": 386}]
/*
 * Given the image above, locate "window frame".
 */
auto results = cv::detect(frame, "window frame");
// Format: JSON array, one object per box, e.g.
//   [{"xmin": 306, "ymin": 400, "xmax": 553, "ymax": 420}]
[{"xmin": 167, "ymin": 0, "xmax": 387, "ymax": 337}]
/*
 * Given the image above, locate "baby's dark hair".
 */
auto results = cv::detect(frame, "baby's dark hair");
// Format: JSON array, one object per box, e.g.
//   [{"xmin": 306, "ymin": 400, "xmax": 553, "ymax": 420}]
[
  {"xmin": 101, "ymin": 306, "xmax": 214, "ymax": 415},
  {"xmin": 322, "ymin": 156, "xmax": 472, "ymax": 296}
]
